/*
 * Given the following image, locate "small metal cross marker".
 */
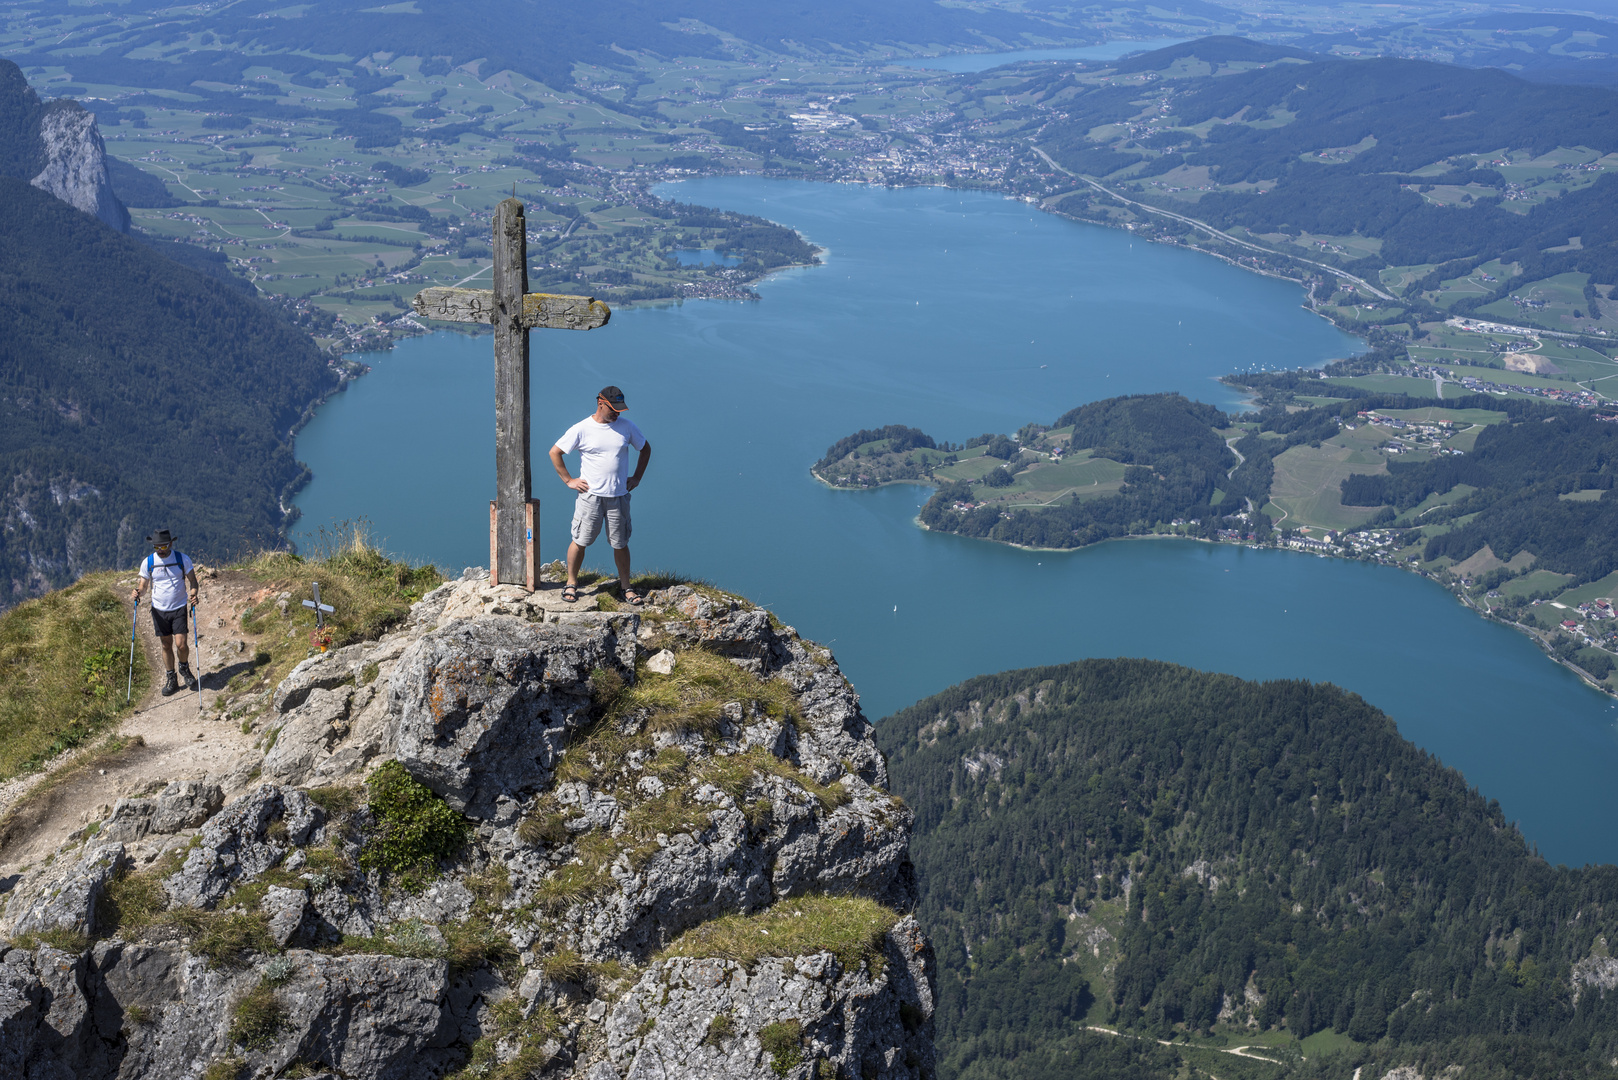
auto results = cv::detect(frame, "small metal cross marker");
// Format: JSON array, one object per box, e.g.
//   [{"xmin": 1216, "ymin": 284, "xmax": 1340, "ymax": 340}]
[
  {"xmin": 412, "ymin": 198, "xmax": 612, "ymax": 590},
  {"xmin": 302, "ymin": 582, "xmax": 335, "ymax": 629}
]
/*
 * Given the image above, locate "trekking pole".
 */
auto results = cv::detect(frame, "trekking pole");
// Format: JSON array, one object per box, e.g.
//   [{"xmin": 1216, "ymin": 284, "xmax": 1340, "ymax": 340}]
[
  {"xmin": 126, "ymin": 594, "xmax": 138, "ymax": 703},
  {"xmin": 192, "ymin": 595, "xmax": 203, "ymax": 717}
]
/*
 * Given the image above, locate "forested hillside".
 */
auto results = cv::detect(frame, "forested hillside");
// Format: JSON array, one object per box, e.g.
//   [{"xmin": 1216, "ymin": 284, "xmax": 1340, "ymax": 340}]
[
  {"xmin": 1340, "ymin": 407, "xmax": 1618, "ymax": 580},
  {"xmin": 879, "ymin": 659, "xmax": 1618, "ymax": 1080},
  {"xmin": 0, "ymin": 177, "xmax": 336, "ymax": 602},
  {"xmin": 1030, "ymin": 36, "xmax": 1618, "ymax": 327}
]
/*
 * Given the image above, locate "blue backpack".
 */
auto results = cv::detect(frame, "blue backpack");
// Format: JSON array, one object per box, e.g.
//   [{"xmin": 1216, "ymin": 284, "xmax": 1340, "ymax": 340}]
[{"xmin": 146, "ymin": 551, "xmax": 190, "ymax": 593}]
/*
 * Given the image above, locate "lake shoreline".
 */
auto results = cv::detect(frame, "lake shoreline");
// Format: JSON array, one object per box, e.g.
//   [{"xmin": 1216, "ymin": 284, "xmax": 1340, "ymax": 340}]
[{"xmin": 903, "ymin": 496, "xmax": 1618, "ymax": 698}]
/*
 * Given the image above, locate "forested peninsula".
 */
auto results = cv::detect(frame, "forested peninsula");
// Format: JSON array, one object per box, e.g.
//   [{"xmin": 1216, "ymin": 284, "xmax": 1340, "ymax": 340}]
[
  {"xmin": 879, "ymin": 658, "xmax": 1618, "ymax": 1080},
  {"xmin": 818, "ymin": 383, "xmax": 1618, "ymax": 693}
]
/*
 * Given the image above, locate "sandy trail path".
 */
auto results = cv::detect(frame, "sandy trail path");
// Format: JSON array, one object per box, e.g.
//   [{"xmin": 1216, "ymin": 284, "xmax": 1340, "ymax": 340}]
[{"xmin": 0, "ymin": 569, "xmax": 273, "ymax": 875}]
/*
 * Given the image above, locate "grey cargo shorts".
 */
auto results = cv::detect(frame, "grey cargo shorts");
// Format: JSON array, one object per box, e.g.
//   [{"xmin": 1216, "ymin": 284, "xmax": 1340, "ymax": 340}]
[{"xmin": 571, "ymin": 492, "xmax": 631, "ymax": 549}]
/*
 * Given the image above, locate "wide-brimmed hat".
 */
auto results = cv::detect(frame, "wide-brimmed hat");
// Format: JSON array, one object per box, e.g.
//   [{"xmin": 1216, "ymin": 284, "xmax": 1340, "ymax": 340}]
[{"xmin": 146, "ymin": 529, "xmax": 177, "ymax": 547}]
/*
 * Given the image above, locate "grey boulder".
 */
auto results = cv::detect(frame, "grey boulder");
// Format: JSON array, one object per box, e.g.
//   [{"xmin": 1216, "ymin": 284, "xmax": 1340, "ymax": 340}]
[
  {"xmin": 0, "ymin": 842, "xmax": 125, "ymax": 939},
  {"xmin": 164, "ymin": 785, "xmax": 323, "ymax": 909},
  {"xmin": 391, "ymin": 615, "xmax": 632, "ymax": 817},
  {"xmin": 602, "ymin": 915, "xmax": 935, "ymax": 1080}
]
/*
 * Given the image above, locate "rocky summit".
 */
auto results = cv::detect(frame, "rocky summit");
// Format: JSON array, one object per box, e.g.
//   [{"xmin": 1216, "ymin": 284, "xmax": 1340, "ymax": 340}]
[{"xmin": 0, "ymin": 573, "xmax": 935, "ymax": 1080}]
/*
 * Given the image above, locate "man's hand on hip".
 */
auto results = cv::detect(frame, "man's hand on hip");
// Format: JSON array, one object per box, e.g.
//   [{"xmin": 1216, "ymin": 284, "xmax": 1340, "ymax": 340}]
[
  {"xmin": 566, "ymin": 477, "xmax": 591, "ymax": 493},
  {"xmin": 626, "ymin": 475, "xmax": 641, "ymax": 492}
]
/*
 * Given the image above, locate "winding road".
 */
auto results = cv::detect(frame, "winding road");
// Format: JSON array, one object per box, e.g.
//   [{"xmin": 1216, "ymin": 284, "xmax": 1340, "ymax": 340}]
[{"xmin": 1032, "ymin": 145, "xmax": 1397, "ymax": 302}]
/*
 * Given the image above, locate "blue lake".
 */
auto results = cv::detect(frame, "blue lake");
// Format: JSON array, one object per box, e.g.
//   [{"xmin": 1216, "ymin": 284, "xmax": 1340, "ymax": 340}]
[
  {"xmin": 673, "ymin": 249, "xmax": 741, "ymax": 267},
  {"xmin": 890, "ymin": 38, "xmax": 1189, "ymax": 72},
  {"xmin": 292, "ymin": 178, "xmax": 1618, "ymax": 867}
]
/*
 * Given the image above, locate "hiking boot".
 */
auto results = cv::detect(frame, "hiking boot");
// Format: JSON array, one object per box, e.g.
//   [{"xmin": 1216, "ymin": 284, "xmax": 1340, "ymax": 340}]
[
  {"xmin": 161, "ymin": 670, "xmax": 178, "ymax": 696},
  {"xmin": 177, "ymin": 662, "xmax": 199, "ymax": 692}
]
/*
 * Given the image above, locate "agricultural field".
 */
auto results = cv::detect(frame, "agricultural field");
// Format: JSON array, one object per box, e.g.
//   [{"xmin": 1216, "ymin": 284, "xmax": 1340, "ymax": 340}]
[
  {"xmin": 15, "ymin": 40, "xmax": 976, "ymax": 353},
  {"xmin": 1266, "ymin": 441, "xmax": 1387, "ymax": 531},
  {"xmin": 1322, "ymin": 373, "xmax": 1443, "ymax": 398}
]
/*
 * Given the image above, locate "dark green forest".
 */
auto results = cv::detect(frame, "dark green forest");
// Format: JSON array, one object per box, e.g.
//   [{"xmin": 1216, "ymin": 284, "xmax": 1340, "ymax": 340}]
[
  {"xmin": 0, "ymin": 177, "xmax": 336, "ymax": 603},
  {"xmin": 878, "ymin": 659, "xmax": 1618, "ymax": 1080},
  {"xmin": 920, "ymin": 393, "xmax": 1236, "ymax": 547}
]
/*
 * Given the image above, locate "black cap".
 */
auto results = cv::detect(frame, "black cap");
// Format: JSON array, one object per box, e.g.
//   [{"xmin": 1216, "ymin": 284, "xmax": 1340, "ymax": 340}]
[
  {"xmin": 598, "ymin": 386, "xmax": 627, "ymax": 409},
  {"xmin": 146, "ymin": 529, "xmax": 177, "ymax": 547}
]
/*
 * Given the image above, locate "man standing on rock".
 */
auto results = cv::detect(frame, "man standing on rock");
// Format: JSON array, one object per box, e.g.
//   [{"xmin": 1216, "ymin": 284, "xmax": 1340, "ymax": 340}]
[
  {"xmin": 131, "ymin": 529, "xmax": 200, "ymax": 696},
  {"xmin": 549, "ymin": 385, "xmax": 651, "ymax": 605}
]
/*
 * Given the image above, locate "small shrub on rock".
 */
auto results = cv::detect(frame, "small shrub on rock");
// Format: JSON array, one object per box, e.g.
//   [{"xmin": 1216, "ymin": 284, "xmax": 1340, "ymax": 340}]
[
  {"xmin": 703, "ymin": 1011, "xmax": 735, "ymax": 1046},
  {"xmin": 758, "ymin": 1019, "xmax": 804, "ymax": 1077},
  {"xmin": 359, "ymin": 761, "xmax": 466, "ymax": 890},
  {"xmin": 201, "ymin": 1057, "xmax": 246, "ymax": 1080},
  {"xmin": 227, "ymin": 979, "xmax": 285, "ymax": 1049}
]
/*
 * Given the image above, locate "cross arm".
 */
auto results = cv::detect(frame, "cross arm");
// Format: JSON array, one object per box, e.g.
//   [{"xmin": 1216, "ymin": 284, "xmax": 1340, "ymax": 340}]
[{"xmin": 412, "ymin": 287, "xmax": 611, "ymax": 330}]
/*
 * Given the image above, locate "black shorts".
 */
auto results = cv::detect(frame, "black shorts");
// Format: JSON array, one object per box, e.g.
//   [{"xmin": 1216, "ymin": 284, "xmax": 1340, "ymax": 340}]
[{"xmin": 151, "ymin": 605, "xmax": 189, "ymax": 639}]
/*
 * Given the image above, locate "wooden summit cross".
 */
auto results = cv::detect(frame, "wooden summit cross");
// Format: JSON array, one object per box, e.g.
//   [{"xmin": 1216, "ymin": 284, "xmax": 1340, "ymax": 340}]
[{"xmin": 412, "ymin": 198, "xmax": 611, "ymax": 590}]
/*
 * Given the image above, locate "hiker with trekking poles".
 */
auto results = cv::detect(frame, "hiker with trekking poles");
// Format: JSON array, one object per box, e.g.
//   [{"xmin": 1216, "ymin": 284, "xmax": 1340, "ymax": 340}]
[{"xmin": 130, "ymin": 529, "xmax": 201, "ymax": 697}]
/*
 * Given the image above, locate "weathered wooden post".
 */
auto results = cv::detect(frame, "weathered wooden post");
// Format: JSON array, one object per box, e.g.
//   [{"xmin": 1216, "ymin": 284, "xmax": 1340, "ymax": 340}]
[
  {"xmin": 492, "ymin": 199, "xmax": 531, "ymax": 588},
  {"xmin": 412, "ymin": 198, "xmax": 611, "ymax": 589}
]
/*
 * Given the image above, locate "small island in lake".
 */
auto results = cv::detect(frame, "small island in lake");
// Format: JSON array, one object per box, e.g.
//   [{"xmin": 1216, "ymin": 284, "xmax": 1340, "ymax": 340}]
[{"xmin": 814, "ymin": 394, "xmax": 1253, "ymax": 546}]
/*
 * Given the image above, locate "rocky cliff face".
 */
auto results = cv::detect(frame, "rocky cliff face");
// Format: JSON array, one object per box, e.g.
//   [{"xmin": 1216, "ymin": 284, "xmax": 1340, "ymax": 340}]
[
  {"xmin": 0, "ymin": 576, "xmax": 935, "ymax": 1080},
  {"xmin": 31, "ymin": 100, "xmax": 130, "ymax": 233},
  {"xmin": 0, "ymin": 58, "xmax": 128, "ymax": 233}
]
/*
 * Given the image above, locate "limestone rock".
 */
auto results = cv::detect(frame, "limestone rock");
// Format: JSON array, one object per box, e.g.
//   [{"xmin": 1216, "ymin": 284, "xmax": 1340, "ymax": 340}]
[
  {"xmin": 30, "ymin": 101, "xmax": 128, "ymax": 233},
  {"xmin": 93, "ymin": 948, "xmax": 455, "ymax": 1080},
  {"xmin": 1572, "ymin": 951, "xmax": 1618, "ymax": 1004},
  {"xmin": 601, "ymin": 916, "xmax": 935, "ymax": 1080},
  {"xmin": 391, "ymin": 615, "xmax": 632, "ymax": 816},
  {"xmin": 262, "ymin": 886, "xmax": 310, "ymax": 947},
  {"xmin": 0, "ymin": 842, "xmax": 125, "ymax": 939},
  {"xmin": 273, "ymin": 644, "xmax": 369, "ymax": 714},
  {"xmin": 99, "ymin": 799, "xmax": 154, "ymax": 842},
  {"xmin": 164, "ymin": 785, "xmax": 323, "ymax": 909},
  {"xmin": 262, "ymin": 685, "xmax": 355, "ymax": 785},
  {"xmin": 150, "ymin": 780, "xmax": 224, "ymax": 833},
  {"xmin": 0, "ymin": 579, "xmax": 935, "ymax": 1080}
]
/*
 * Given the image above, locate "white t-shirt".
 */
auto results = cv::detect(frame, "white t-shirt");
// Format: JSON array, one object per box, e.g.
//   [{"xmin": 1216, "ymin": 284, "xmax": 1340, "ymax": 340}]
[
  {"xmin": 139, "ymin": 551, "xmax": 194, "ymax": 612},
  {"xmin": 553, "ymin": 416, "xmax": 647, "ymax": 497}
]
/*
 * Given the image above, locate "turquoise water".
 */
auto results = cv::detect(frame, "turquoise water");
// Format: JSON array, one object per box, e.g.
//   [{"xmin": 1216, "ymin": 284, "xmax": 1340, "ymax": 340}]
[
  {"xmin": 891, "ymin": 38, "xmax": 1188, "ymax": 72},
  {"xmin": 292, "ymin": 178, "xmax": 1618, "ymax": 866},
  {"xmin": 673, "ymin": 249, "xmax": 741, "ymax": 267}
]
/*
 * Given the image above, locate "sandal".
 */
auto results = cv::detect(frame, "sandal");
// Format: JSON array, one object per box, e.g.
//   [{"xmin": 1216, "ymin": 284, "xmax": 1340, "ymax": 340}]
[
  {"xmin": 623, "ymin": 588, "xmax": 646, "ymax": 606},
  {"xmin": 561, "ymin": 583, "xmax": 580, "ymax": 603}
]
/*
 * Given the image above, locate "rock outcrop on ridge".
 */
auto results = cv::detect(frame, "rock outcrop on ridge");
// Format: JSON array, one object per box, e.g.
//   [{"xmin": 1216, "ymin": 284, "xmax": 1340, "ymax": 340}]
[
  {"xmin": 0, "ymin": 574, "xmax": 935, "ymax": 1080},
  {"xmin": 0, "ymin": 59, "xmax": 128, "ymax": 232}
]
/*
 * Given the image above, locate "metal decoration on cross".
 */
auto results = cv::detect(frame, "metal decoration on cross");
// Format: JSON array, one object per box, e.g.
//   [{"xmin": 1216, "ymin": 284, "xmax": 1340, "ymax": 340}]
[
  {"xmin": 411, "ymin": 198, "xmax": 612, "ymax": 591},
  {"xmin": 302, "ymin": 582, "xmax": 335, "ymax": 629}
]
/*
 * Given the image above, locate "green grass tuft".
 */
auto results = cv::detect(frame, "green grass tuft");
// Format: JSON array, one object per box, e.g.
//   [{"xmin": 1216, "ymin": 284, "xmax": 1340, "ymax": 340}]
[
  {"xmin": 227, "ymin": 979, "xmax": 286, "ymax": 1049},
  {"xmin": 658, "ymin": 894, "xmax": 899, "ymax": 975},
  {"xmin": 201, "ymin": 1057, "xmax": 246, "ymax": 1080},
  {"xmin": 759, "ymin": 1019, "xmax": 805, "ymax": 1077}
]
